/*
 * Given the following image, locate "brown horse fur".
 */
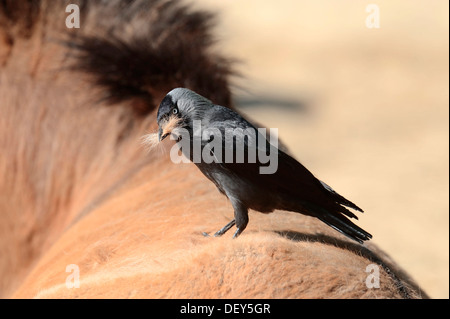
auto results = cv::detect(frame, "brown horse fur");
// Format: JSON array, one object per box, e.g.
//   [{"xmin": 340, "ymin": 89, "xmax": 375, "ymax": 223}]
[{"xmin": 0, "ymin": 1, "xmax": 427, "ymax": 298}]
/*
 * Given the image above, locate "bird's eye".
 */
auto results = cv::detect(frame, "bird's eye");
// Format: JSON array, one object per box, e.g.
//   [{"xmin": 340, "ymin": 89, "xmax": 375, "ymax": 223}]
[{"xmin": 172, "ymin": 108, "xmax": 178, "ymax": 115}]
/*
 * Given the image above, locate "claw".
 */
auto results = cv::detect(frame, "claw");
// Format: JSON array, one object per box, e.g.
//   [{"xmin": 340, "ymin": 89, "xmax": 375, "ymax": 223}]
[
  {"xmin": 203, "ymin": 219, "xmax": 236, "ymax": 238},
  {"xmin": 232, "ymin": 228, "xmax": 243, "ymax": 239},
  {"xmin": 214, "ymin": 219, "xmax": 236, "ymax": 237}
]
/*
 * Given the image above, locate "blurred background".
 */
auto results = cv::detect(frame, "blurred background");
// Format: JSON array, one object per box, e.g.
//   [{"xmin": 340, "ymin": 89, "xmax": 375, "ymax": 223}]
[{"xmin": 193, "ymin": 0, "xmax": 449, "ymax": 298}]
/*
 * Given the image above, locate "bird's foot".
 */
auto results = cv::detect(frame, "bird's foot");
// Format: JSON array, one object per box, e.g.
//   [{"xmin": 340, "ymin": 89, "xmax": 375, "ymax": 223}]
[
  {"xmin": 203, "ymin": 219, "xmax": 236, "ymax": 238},
  {"xmin": 232, "ymin": 228, "xmax": 243, "ymax": 239},
  {"xmin": 214, "ymin": 219, "xmax": 236, "ymax": 237}
]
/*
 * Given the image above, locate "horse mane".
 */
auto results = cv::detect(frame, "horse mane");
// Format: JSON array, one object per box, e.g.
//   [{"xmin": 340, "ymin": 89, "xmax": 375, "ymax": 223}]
[
  {"xmin": 0, "ymin": 0, "xmax": 233, "ymax": 297},
  {"xmin": 0, "ymin": 0, "xmax": 233, "ymax": 114}
]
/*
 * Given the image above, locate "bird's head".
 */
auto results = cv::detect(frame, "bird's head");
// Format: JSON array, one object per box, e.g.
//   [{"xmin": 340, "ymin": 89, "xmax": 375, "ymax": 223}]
[{"xmin": 156, "ymin": 88, "xmax": 213, "ymax": 141}]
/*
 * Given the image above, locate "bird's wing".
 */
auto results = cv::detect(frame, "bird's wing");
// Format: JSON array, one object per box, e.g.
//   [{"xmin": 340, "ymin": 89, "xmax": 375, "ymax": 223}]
[
  {"xmin": 199, "ymin": 105, "xmax": 371, "ymax": 243},
  {"xmin": 205, "ymin": 108, "xmax": 363, "ymax": 215}
]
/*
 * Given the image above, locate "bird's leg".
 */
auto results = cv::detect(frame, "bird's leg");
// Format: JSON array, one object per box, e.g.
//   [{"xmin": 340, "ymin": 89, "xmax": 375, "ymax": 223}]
[
  {"xmin": 203, "ymin": 200, "xmax": 249, "ymax": 238},
  {"xmin": 231, "ymin": 200, "xmax": 249, "ymax": 239},
  {"xmin": 213, "ymin": 219, "xmax": 236, "ymax": 237}
]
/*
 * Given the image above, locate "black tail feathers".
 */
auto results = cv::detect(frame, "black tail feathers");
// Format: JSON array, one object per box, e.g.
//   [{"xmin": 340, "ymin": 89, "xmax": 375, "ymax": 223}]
[
  {"xmin": 319, "ymin": 180, "xmax": 364, "ymax": 212},
  {"xmin": 318, "ymin": 211, "xmax": 372, "ymax": 244}
]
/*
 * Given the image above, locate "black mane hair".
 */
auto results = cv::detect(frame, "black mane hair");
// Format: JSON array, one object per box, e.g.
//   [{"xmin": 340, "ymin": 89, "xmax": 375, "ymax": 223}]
[{"xmin": 0, "ymin": 0, "xmax": 233, "ymax": 115}]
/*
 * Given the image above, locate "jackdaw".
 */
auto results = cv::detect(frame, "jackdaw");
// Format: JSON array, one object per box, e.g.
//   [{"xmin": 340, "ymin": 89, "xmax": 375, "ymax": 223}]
[{"xmin": 154, "ymin": 88, "xmax": 372, "ymax": 243}]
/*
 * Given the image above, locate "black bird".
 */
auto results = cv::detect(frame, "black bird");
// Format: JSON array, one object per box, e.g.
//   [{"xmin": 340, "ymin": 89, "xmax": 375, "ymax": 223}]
[{"xmin": 155, "ymin": 88, "xmax": 372, "ymax": 243}]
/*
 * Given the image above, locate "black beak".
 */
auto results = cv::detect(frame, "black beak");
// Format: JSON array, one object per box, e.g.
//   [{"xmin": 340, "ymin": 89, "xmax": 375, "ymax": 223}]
[{"xmin": 158, "ymin": 127, "xmax": 169, "ymax": 142}]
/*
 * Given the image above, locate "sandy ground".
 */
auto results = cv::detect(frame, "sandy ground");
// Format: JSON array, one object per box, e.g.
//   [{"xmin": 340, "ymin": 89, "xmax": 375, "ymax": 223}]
[{"xmin": 193, "ymin": 0, "xmax": 449, "ymax": 298}]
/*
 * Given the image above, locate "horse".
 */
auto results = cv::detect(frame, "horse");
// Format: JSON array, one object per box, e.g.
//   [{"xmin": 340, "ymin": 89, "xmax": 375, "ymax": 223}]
[{"xmin": 0, "ymin": 0, "xmax": 426, "ymax": 298}]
